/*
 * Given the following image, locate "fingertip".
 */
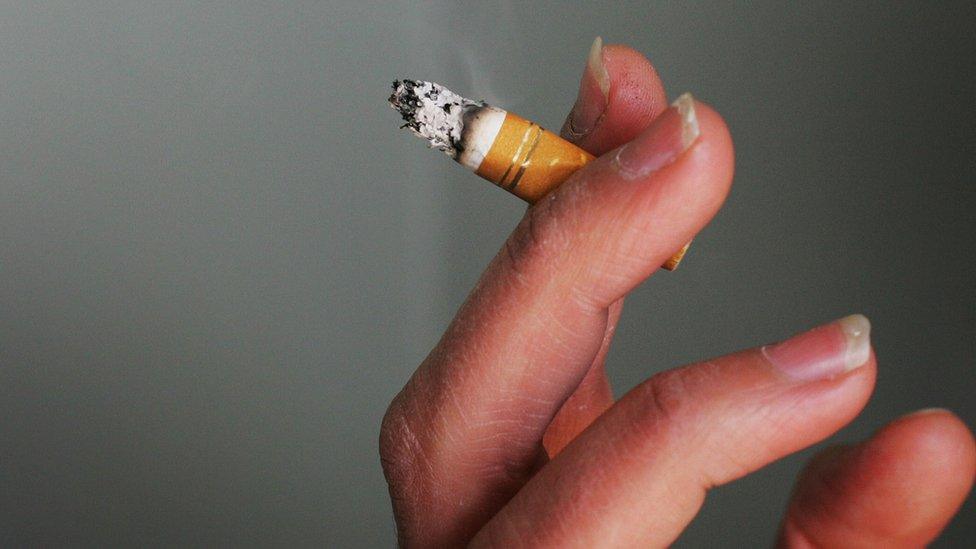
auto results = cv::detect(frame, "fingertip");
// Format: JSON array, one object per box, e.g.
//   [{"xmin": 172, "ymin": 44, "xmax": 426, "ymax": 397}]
[
  {"xmin": 689, "ymin": 100, "xmax": 735, "ymax": 179},
  {"xmin": 796, "ymin": 349, "xmax": 877, "ymax": 441},
  {"xmin": 644, "ymin": 99, "xmax": 735, "ymax": 231},
  {"xmin": 852, "ymin": 409, "xmax": 975, "ymax": 542},
  {"xmin": 601, "ymin": 43, "xmax": 666, "ymax": 113},
  {"xmin": 543, "ymin": 97, "xmax": 738, "ymax": 308},
  {"xmin": 875, "ymin": 408, "xmax": 976, "ymax": 493},
  {"xmin": 784, "ymin": 407, "xmax": 975, "ymax": 547},
  {"xmin": 572, "ymin": 43, "xmax": 667, "ymax": 153}
]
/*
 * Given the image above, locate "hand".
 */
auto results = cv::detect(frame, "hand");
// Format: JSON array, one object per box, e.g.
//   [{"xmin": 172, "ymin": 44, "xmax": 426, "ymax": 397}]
[{"xmin": 379, "ymin": 42, "xmax": 976, "ymax": 548}]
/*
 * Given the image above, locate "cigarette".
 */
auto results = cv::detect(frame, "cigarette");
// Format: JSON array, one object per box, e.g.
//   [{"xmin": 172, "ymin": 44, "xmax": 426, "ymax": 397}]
[{"xmin": 389, "ymin": 79, "xmax": 691, "ymax": 271}]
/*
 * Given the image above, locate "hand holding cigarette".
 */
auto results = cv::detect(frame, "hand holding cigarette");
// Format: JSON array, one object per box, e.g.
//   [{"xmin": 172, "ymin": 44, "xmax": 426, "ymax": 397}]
[
  {"xmin": 380, "ymin": 40, "xmax": 976, "ymax": 547},
  {"xmin": 389, "ymin": 72, "xmax": 690, "ymax": 270}
]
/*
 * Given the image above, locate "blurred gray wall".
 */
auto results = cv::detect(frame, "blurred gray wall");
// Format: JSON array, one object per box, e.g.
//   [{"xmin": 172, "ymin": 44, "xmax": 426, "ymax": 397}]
[{"xmin": 1, "ymin": 1, "xmax": 972, "ymax": 546}]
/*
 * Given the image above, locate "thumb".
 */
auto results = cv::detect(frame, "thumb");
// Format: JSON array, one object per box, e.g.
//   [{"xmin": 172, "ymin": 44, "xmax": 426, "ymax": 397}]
[{"xmin": 779, "ymin": 409, "xmax": 976, "ymax": 548}]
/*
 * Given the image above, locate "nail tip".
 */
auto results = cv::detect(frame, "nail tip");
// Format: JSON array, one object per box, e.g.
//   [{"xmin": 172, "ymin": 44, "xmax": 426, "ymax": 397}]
[
  {"xmin": 837, "ymin": 313, "xmax": 871, "ymax": 338},
  {"xmin": 671, "ymin": 91, "xmax": 695, "ymax": 105},
  {"xmin": 837, "ymin": 314, "xmax": 872, "ymax": 371},
  {"xmin": 672, "ymin": 92, "xmax": 700, "ymax": 149},
  {"xmin": 588, "ymin": 36, "xmax": 610, "ymax": 96}
]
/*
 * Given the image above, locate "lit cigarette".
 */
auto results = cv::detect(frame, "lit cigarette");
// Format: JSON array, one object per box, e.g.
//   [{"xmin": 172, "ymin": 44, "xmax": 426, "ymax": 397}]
[{"xmin": 389, "ymin": 79, "xmax": 690, "ymax": 271}]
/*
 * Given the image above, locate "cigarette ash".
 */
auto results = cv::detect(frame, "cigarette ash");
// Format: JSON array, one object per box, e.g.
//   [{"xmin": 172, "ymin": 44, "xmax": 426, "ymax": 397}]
[{"xmin": 389, "ymin": 79, "xmax": 484, "ymax": 158}]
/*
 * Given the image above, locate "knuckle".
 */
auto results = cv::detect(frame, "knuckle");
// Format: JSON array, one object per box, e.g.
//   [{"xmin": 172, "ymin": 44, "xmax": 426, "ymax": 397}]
[
  {"xmin": 377, "ymin": 398, "xmax": 403, "ymax": 466},
  {"xmin": 378, "ymin": 395, "xmax": 429, "ymax": 504},
  {"xmin": 500, "ymin": 189, "xmax": 580, "ymax": 286},
  {"xmin": 502, "ymin": 204, "xmax": 548, "ymax": 282},
  {"xmin": 636, "ymin": 369, "xmax": 691, "ymax": 424},
  {"xmin": 630, "ymin": 362, "xmax": 721, "ymax": 434},
  {"xmin": 631, "ymin": 361, "xmax": 781, "ymax": 488}
]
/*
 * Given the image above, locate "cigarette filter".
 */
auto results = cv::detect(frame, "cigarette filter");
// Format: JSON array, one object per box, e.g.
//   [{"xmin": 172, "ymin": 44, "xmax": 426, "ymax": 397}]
[{"xmin": 390, "ymin": 79, "xmax": 690, "ymax": 271}]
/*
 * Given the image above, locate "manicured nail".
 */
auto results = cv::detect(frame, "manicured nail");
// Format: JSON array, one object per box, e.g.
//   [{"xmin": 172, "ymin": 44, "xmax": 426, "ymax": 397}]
[
  {"xmin": 762, "ymin": 314, "xmax": 872, "ymax": 381},
  {"xmin": 611, "ymin": 93, "xmax": 700, "ymax": 180},
  {"xmin": 561, "ymin": 37, "xmax": 610, "ymax": 140}
]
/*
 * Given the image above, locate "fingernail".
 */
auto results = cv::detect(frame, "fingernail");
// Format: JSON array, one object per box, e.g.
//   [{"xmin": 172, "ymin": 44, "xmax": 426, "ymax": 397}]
[
  {"xmin": 904, "ymin": 407, "xmax": 951, "ymax": 418},
  {"xmin": 562, "ymin": 36, "xmax": 610, "ymax": 140},
  {"xmin": 762, "ymin": 314, "xmax": 872, "ymax": 381},
  {"xmin": 611, "ymin": 93, "xmax": 700, "ymax": 180}
]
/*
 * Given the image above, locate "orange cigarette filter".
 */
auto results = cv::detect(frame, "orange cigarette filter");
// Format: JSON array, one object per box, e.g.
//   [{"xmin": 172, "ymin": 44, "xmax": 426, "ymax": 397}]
[
  {"xmin": 475, "ymin": 112, "xmax": 594, "ymax": 203},
  {"xmin": 473, "ymin": 112, "xmax": 690, "ymax": 271},
  {"xmin": 390, "ymin": 79, "xmax": 690, "ymax": 270}
]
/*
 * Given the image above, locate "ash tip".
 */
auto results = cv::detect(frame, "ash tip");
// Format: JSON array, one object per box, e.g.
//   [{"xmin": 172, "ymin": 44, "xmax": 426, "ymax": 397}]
[
  {"xmin": 387, "ymin": 79, "xmax": 483, "ymax": 157},
  {"xmin": 388, "ymin": 79, "xmax": 424, "ymax": 132}
]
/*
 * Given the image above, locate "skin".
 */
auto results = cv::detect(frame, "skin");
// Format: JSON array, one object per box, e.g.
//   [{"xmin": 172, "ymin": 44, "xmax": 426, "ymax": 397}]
[{"xmin": 379, "ymin": 44, "xmax": 976, "ymax": 547}]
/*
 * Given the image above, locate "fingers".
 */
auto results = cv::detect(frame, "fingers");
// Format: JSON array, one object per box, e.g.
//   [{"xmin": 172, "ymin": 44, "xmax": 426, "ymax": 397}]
[
  {"xmin": 778, "ymin": 409, "xmax": 976, "ymax": 548},
  {"xmin": 546, "ymin": 40, "xmax": 671, "ymax": 458},
  {"xmin": 538, "ymin": 98, "xmax": 733, "ymax": 309},
  {"xmin": 561, "ymin": 38, "xmax": 669, "ymax": 153},
  {"xmin": 381, "ymin": 98, "xmax": 734, "ymax": 547},
  {"xmin": 471, "ymin": 315, "xmax": 877, "ymax": 548}
]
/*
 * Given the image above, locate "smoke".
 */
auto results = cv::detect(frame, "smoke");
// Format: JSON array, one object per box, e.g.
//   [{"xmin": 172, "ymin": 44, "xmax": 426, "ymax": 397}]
[
  {"xmin": 453, "ymin": 42, "xmax": 508, "ymax": 107},
  {"xmin": 432, "ymin": 1, "xmax": 521, "ymax": 109},
  {"xmin": 377, "ymin": 1, "xmax": 535, "ymax": 108}
]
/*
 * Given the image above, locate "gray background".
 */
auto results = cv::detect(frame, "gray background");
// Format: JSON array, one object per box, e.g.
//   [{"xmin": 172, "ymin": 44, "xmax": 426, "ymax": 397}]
[{"xmin": 0, "ymin": 1, "xmax": 973, "ymax": 546}]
